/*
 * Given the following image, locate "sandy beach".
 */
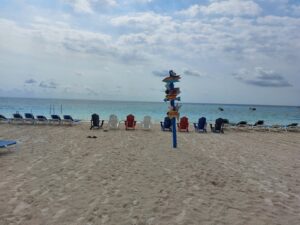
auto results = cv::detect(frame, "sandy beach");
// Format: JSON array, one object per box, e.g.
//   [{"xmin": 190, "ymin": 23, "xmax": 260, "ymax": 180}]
[{"xmin": 0, "ymin": 123, "xmax": 300, "ymax": 225}]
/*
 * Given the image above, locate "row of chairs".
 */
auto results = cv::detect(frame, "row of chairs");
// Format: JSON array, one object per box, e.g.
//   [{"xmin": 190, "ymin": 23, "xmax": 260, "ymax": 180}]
[
  {"xmin": 0, "ymin": 113, "xmax": 79, "ymax": 125},
  {"xmin": 226, "ymin": 120, "xmax": 300, "ymax": 132},
  {"xmin": 160, "ymin": 116, "xmax": 223, "ymax": 133},
  {"xmin": 90, "ymin": 114, "xmax": 151, "ymax": 130}
]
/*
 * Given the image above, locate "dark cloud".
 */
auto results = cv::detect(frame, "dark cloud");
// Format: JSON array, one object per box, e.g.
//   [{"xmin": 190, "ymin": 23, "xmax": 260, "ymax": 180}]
[
  {"xmin": 233, "ymin": 68, "xmax": 292, "ymax": 88},
  {"xmin": 152, "ymin": 70, "xmax": 168, "ymax": 77},
  {"xmin": 25, "ymin": 79, "xmax": 37, "ymax": 84},
  {"xmin": 183, "ymin": 70, "xmax": 202, "ymax": 77},
  {"xmin": 39, "ymin": 81, "xmax": 57, "ymax": 89}
]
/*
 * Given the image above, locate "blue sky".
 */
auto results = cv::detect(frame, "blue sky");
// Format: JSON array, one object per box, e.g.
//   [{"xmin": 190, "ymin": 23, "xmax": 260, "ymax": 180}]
[{"xmin": 0, "ymin": 0, "xmax": 300, "ymax": 105}]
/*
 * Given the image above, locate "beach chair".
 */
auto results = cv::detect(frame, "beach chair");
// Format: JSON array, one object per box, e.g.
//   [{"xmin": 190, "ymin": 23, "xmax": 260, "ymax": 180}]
[
  {"xmin": 141, "ymin": 116, "xmax": 152, "ymax": 130},
  {"xmin": 63, "ymin": 115, "xmax": 80, "ymax": 125},
  {"xmin": 12, "ymin": 113, "xmax": 24, "ymax": 124},
  {"xmin": 36, "ymin": 115, "xmax": 48, "ymax": 124},
  {"xmin": 50, "ymin": 115, "xmax": 62, "ymax": 125},
  {"xmin": 0, "ymin": 114, "xmax": 10, "ymax": 124},
  {"xmin": 125, "ymin": 114, "xmax": 136, "ymax": 130},
  {"xmin": 252, "ymin": 120, "xmax": 267, "ymax": 131},
  {"xmin": 24, "ymin": 113, "xmax": 35, "ymax": 124},
  {"xmin": 268, "ymin": 124, "xmax": 286, "ymax": 132},
  {"xmin": 90, "ymin": 113, "xmax": 104, "ymax": 130},
  {"xmin": 108, "ymin": 114, "xmax": 119, "ymax": 129},
  {"xmin": 177, "ymin": 116, "xmax": 189, "ymax": 132},
  {"xmin": 0, "ymin": 140, "xmax": 17, "ymax": 151},
  {"xmin": 210, "ymin": 118, "xmax": 224, "ymax": 133},
  {"xmin": 286, "ymin": 123, "xmax": 299, "ymax": 132},
  {"xmin": 160, "ymin": 116, "xmax": 172, "ymax": 131},
  {"xmin": 232, "ymin": 121, "xmax": 249, "ymax": 131},
  {"xmin": 194, "ymin": 117, "xmax": 207, "ymax": 133}
]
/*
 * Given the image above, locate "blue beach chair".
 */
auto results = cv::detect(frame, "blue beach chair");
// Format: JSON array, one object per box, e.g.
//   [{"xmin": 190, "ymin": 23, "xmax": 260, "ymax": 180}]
[
  {"xmin": 36, "ymin": 115, "xmax": 48, "ymax": 124},
  {"xmin": 24, "ymin": 113, "xmax": 35, "ymax": 124},
  {"xmin": 50, "ymin": 115, "xmax": 62, "ymax": 125},
  {"xmin": 0, "ymin": 114, "xmax": 10, "ymax": 124},
  {"xmin": 194, "ymin": 117, "xmax": 207, "ymax": 133},
  {"xmin": 160, "ymin": 116, "xmax": 172, "ymax": 131},
  {"xmin": 210, "ymin": 118, "xmax": 224, "ymax": 133},
  {"xmin": 12, "ymin": 113, "xmax": 24, "ymax": 124},
  {"xmin": 63, "ymin": 115, "xmax": 80, "ymax": 125},
  {"xmin": 0, "ymin": 140, "xmax": 17, "ymax": 149}
]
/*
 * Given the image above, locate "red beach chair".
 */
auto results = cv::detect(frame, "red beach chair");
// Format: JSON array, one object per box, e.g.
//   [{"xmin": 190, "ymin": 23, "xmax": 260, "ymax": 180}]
[
  {"xmin": 125, "ymin": 114, "xmax": 136, "ymax": 130},
  {"xmin": 177, "ymin": 116, "xmax": 189, "ymax": 132}
]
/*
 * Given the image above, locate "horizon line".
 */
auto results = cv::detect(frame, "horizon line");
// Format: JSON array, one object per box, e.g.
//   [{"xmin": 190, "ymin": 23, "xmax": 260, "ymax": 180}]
[{"xmin": 0, "ymin": 96, "xmax": 299, "ymax": 108}]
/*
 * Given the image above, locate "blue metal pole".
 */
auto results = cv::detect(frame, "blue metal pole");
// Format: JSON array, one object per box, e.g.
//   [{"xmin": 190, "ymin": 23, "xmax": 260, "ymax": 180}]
[{"xmin": 170, "ymin": 82, "xmax": 177, "ymax": 148}]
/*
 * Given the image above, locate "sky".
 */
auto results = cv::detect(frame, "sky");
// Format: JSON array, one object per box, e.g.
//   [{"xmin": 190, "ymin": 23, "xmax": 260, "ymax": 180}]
[{"xmin": 0, "ymin": 0, "xmax": 300, "ymax": 106}]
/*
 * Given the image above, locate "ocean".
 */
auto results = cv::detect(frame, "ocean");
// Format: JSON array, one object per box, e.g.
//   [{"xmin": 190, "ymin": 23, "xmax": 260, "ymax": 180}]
[{"xmin": 0, "ymin": 97, "xmax": 299, "ymax": 125}]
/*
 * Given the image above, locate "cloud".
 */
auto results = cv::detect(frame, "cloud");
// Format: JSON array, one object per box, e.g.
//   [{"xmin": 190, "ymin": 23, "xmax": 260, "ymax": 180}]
[
  {"xmin": 233, "ymin": 67, "xmax": 292, "ymax": 87},
  {"xmin": 63, "ymin": 0, "xmax": 117, "ymax": 14},
  {"xmin": 179, "ymin": 0, "xmax": 262, "ymax": 17},
  {"xmin": 183, "ymin": 70, "xmax": 203, "ymax": 77},
  {"xmin": 24, "ymin": 79, "xmax": 37, "ymax": 84},
  {"xmin": 39, "ymin": 81, "xmax": 58, "ymax": 89},
  {"xmin": 152, "ymin": 70, "xmax": 168, "ymax": 77}
]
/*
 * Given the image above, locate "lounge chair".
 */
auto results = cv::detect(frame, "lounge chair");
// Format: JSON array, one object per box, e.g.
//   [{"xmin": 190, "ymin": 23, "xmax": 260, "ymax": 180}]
[
  {"xmin": 0, "ymin": 140, "xmax": 17, "ymax": 150},
  {"xmin": 63, "ymin": 115, "xmax": 80, "ymax": 125},
  {"xmin": 24, "ymin": 113, "xmax": 35, "ymax": 124},
  {"xmin": 141, "ymin": 116, "xmax": 152, "ymax": 130},
  {"xmin": 232, "ymin": 121, "xmax": 249, "ymax": 131},
  {"xmin": 0, "ymin": 114, "xmax": 10, "ymax": 124},
  {"xmin": 177, "ymin": 116, "xmax": 189, "ymax": 132},
  {"xmin": 210, "ymin": 118, "xmax": 224, "ymax": 133},
  {"xmin": 90, "ymin": 113, "xmax": 104, "ymax": 130},
  {"xmin": 252, "ymin": 120, "xmax": 267, "ymax": 131},
  {"xmin": 194, "ymin": 117, "xmax": 207, "ymax": 133},
  {"xmin": 160, "ymin": 116, "xmax": 172, "ymax": 131},
  {"xmin": 36, "ymin": 115, "xmax": 48, "ymax": 124},
  {"xmin": 286, "ymin": 123, "xmax": 299, "ymax": 132},
  {"xmin": 125, "ymin": 114, "xmax": 136, "ymax": 130},
  {"xmin": 50, "ymin": 115, "xmax": 62, "ymax": 125},
  {"xmin": 12, "ymin": 113, "xmax": 24, "ymax": 124},
  {"xmin": 108, "ymin": 114, "xmax": 119, "ymax": 129},
  {"xmin": 268, "ymin": 124, "xmax": 286, "ymax": 132}
]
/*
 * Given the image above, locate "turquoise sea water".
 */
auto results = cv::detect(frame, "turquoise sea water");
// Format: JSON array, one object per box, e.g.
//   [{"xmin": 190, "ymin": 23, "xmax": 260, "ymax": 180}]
[{"xmin": 0, "ymin": 97, "xmax": 300, "ymax": 125}]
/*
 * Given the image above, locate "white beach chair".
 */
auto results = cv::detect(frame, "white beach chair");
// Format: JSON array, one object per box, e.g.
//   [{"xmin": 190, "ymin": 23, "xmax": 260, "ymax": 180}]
[
  {"xmin": 108, "ymin": 114, "xmax": 119, "ymax": 129},
  {"xmin": 141, "ymin": 116, "xmax": 152, "ymax": 130}
]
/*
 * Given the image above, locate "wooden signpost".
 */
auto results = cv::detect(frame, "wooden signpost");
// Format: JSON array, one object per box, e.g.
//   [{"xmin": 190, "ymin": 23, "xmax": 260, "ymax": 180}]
[{"xmin": 162, "ymin": 70, "xmax": 181, "ymax": 148}]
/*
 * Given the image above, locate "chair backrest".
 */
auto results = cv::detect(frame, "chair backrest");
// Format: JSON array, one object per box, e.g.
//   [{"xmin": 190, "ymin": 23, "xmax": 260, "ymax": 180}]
[
  {"xmin": 163, "ymin": 116, "xmax": 171, "ymax": 128},
  {"xmin": 254, "ymin": 120, "xmax": 264, "ymax": 126},
  {"xmin": 25, "ymin": 113, "xmax": 34, "ymax": 119},
  {"xmin": 237, "ymin": 121, "xmax": 247, "ymax": 125},
  {"xmin": 287, "ymin": 123, "xmax": 298, "ymax": 127},
  {"xmin": 64, "ymin": 115, "xmax": 73, "ymax": 121},
  {"xmin": 215, "ymin": 118, "xmax": 224, "ymax": 131},
  {"xmin": 126, "ymin": 114, "xmax": 135, "ymax": 127},
  {"xmin": 142, "ymin": 116, "xmax": 151, "ymax": 129},
  {"xmin": 37, "ymin": 115, "xmax": 47, "ymax": 121},
  {"xmin": 108, "ymin": 114, "xmax": 118, "ymax": 129},
  {"xmin": 91, "ymin": 113, "xmax": 99, "ymax": 127},
  {"xmin": 0, "ymin": 114, "xmax": 7, "ymax": 120},
  {"xmin": 198, "ymin": 117, "xmax": 206, "ymax": 129},
  {"xmin": 51, "ymin": 115, "xmax": 61, "ymax": 120},
  {"xmin": 179, "ymin": 116, "xmax": 189, "ymax": 129},
  {"xmin": 13, "ymin": 113, "xmax": 23, "ymax": 119}
]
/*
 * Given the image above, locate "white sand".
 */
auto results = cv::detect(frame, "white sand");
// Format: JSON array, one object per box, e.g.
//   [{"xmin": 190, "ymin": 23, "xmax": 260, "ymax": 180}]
[{"xmin": 0, "ymin": 123, "xmax": 300, "ymax": 225}]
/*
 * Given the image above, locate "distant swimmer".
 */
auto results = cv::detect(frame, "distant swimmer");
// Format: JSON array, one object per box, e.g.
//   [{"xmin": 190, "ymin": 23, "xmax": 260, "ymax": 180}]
[
  {"xmin": 249, "ymin": 107, "xmax": 256, "ymax": 111},
  {"xmin": 218, "ymin": 107, "xmax": 224, "ymax": 111}
]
